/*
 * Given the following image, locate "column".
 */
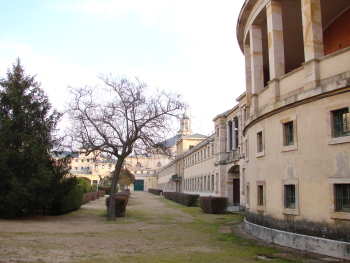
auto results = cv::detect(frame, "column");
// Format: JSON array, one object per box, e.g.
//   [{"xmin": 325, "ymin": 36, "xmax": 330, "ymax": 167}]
[
  {"xmin": 237, "ymin": 115, "xmax": 241, "ymax": 150},
  {"xmin": 250, "ymin": 25, "xmax": 264, "ymax": 95},
  {"xmin": 226, "ymin": 122, "xmax": 231, "ymax": 152},
  {"xmin": 244, "ymin": 44, "xmax": 252, "ymax": 107},
  {"xmin": 232, "ymin": 118, "xmax": 237, "ymax": 150},
  {"xmin": 301, "ymin": 0, "xmax": 323, "ymax": 88},
  {"xmin": 266, "ymin": 0, "xmax": 285, "ymax": 79},
  {"xmin": 249, "ymin": 25, "xmax": 264, "ymax": 116},
  {"xmin": 301, "ymin": 0, "xmax": 324, "ymax": 61}
]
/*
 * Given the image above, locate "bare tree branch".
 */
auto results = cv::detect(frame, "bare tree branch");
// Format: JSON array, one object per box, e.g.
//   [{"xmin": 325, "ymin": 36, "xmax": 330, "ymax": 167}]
[{"xmin": 65, "ymin": 76, "xmax": 185, "ymax": 221}]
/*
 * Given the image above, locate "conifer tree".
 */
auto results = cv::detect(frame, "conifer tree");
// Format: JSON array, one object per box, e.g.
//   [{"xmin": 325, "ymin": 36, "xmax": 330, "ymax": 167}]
[{"xmin": 0, "ymin": 59, "xmax": 72, "ymax": 218}]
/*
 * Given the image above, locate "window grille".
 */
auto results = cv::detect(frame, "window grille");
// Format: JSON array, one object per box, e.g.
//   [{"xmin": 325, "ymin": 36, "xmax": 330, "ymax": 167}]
[
  {"xmin": 334, "ymin": 108, "xmax": 349, "ymax": 137},
  {"xmin": 335, "ymin": 184, "xmax": 350, "ymax": 212},
  {"xmin": 285, "ymin": 185, "xmax": 296, "ymax": 209}
]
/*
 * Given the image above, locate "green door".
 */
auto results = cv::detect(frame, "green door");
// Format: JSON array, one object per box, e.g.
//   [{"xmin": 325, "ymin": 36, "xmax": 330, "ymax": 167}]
[{"xmin": 134, "ymin": 180, "xmax": 144, "ymax": 191}]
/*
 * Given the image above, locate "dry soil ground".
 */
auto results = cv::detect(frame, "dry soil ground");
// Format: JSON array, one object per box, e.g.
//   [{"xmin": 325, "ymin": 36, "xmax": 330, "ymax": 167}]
[{"xmin": 0, "ymin": 191, "xmax": 346, "ymax": 263}]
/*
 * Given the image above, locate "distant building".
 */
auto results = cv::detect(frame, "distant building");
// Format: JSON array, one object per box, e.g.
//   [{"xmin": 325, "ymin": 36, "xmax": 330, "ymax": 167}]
[{"xmin": 52, "ymin": 149, "xmax": 115, "ymax": 186}]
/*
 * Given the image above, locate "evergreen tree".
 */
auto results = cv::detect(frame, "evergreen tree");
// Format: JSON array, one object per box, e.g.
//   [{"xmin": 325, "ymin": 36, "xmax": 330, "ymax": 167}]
[{"xmin": 0, "ymin": 59, "xmax": 73, "ymax": 218}]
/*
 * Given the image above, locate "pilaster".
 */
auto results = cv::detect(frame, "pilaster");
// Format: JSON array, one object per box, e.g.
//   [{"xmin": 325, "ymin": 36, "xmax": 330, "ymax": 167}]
[
  {"xmin": 267, "ymin": 78, "xmax": 280, "ymax": 102},
  {"xmin": 302, "ymin": 58, "xmax": 321, "ymax": 89}
]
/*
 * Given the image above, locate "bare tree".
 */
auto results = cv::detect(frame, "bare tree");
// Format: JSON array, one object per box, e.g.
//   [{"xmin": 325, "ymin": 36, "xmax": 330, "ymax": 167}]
[{"xmin": 66, "ymin": 76, "xmax": 185, "ymax": 220}]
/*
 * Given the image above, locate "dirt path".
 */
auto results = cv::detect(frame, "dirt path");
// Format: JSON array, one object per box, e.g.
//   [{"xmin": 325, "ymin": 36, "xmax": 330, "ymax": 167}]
[{"xmin": 0, "ymin": 192, "xmax": 344, "ymax": 263}]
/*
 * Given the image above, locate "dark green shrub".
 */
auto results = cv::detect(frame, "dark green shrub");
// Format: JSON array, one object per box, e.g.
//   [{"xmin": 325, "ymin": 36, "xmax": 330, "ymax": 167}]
[
  {"xmin": 148, "ymin": 189, "xmax": 163, "ymax": 195},
  {"xmin": 163, "ymin": 191, "xmax": 172, "ymax": 200},
  {"xmin": 76, "ymin": 178, "xmax": 92, "ymax": 193},
  {"xmin": 163, "ymin": 192, "xmax": 199, "ymax": 207},
  {"xmin": 200, "ymin": 196, "xmax": 228, "ymax": 214},
  {"xmin": 51, "ymin": 184, "xmax": 84, "ymax": 215},
  {"xmin": 106, "ymin": 196, "xmax": 127, "ymax": 217},
  {"xmin": 100, "ymin": 186, "xmax": 110, "ymax": 195},
  {"xmin": 181, "ymin": 193, "xmax": 199, "ymax": 207},
  {"xmin": 100, "ymin": 186, "xmax": 117, "ymax": 195},
  {"xmin": 172, "ymin": 192, "xmax": 180, "ymax": 203}
]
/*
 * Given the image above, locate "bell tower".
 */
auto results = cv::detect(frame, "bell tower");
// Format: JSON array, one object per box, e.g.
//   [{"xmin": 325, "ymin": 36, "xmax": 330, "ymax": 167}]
[{"xmin": 177, "ymin": 112, "xmax": 193, "ymax": 136}]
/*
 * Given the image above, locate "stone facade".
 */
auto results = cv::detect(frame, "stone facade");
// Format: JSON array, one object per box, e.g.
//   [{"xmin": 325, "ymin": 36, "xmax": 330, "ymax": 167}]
[
  {"xmin": 157, "ymin": 0, "xmax": 350, "ymax": 228},
  {"xmin": 236, "ymin": 0, "xmax": 350, "ymax": 225}
]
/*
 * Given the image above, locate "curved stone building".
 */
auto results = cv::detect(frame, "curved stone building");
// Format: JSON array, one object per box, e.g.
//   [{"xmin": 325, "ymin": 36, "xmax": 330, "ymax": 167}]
[{"xmin": 237, "ymin": 0, "xmax": 350, "ymax": 225}]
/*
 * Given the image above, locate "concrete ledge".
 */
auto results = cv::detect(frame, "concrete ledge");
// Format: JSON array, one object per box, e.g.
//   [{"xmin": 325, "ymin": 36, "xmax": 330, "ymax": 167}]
[{"xmin": 244, "ymin": 218, "xmax": 350, "ymax": 260}]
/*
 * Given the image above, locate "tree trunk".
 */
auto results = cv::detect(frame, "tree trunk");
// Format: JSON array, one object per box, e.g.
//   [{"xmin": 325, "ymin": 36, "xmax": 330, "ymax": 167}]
[{"xmin": 107, "ymin": 157, "xmax": 124, "ymax": 221}]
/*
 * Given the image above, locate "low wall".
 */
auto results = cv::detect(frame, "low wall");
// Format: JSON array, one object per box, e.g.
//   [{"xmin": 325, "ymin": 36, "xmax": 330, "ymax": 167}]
[{"xmin": 244, "ymin": 218, "xmax": 350, "ymax": 260}]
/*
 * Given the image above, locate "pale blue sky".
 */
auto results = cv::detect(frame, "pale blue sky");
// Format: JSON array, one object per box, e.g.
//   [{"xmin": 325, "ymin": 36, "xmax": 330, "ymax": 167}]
[{"xmin": 0, "ymin": 0, "xmax": 246, "ymax": 135}]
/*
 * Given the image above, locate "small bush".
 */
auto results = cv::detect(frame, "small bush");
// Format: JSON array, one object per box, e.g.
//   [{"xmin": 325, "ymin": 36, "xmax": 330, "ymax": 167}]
[
  {"xmin": 180, "ymin": 193, "xmax": 199, "ymax": 207},
  {"xmin": 199, "ymin": 196, "xmax": 228, "ymax": 214},
  {"xmin": 148, "ymin": 189, "xmax": 163, "ymax": 195},
  {"xmin": 99, "ymin": 187, "xmax": 118, "ymax": 195},
  {"xmin": 106, "ymin": 196, "xmax": 127, "ymax": 217},
  {"xmin": 115, "ymin": 192, "xmax": 130, "ymax": 205},
  {"xmin": 163, "ymin": 192, "xmax": 199, "ymax": 207}
]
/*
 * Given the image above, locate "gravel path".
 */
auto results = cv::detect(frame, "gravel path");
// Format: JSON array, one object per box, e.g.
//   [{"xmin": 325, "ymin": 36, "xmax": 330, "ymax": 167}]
[{"xmin": 0, "ymin": 192, "xmax": 343, "ymax": 263}]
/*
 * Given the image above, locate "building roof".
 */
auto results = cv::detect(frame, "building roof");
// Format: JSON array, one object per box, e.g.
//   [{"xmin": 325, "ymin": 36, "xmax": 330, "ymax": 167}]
[
  {"xmin": 51, "ymin": 151, "xmax": 79, "ymax": 158},
  {"xmin": 160, "ymin": 133, "xmax": 207, "ymax": 148}
]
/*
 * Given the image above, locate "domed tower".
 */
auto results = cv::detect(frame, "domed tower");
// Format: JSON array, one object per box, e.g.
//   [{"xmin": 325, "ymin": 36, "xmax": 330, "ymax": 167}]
[{"xmin": 177, "ymin": 112, "xmax": 193, "ymax": 136}]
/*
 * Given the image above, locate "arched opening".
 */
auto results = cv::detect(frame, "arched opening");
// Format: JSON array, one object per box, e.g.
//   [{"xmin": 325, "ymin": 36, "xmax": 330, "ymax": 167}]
[{"xmin": 228, "ymin": 165, "xmax": 240, "ymax": 206}]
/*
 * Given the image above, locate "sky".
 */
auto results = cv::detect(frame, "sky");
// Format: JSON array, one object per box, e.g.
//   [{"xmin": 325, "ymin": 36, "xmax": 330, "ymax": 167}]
[{"xmin": 0, "ymin": 0, "xmax": 246, "ymax": 136}]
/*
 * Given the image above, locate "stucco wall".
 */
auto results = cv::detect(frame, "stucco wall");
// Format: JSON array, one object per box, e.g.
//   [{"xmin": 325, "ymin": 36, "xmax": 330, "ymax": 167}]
[
  {"xmin": 245, "ymin": 92, "xmax": 350, "ymax": 223},
  {"xmin": 324, "ymin": 8, "xmax": 350, "ymax": 55}
]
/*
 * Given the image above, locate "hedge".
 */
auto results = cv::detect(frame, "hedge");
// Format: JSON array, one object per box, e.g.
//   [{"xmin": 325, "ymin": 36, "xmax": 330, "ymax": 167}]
[
  {"xmin": 199, "ymin": 196, "xmax": 228, "ymax": 214},
  {"xmin": 115, "ymin": 192, "xmax": 130, "ymax": 205},
  {"xmin": 106, "ymin": 196, "xmax": 128, "ymax": 217},
  {"xmin": 163, "ymin": 192, "xmax": 199, "ymax": 207},
  {"xmin": 148, "ymin": 189, "xmax": 163, "ymax": 195},
  {"xmin": 51, "ymin": 184, "xmax": 84, "ymax": 215},
  {"xmin": 82, "ymin": 190, "xmax": 105, "ymax": 205}
]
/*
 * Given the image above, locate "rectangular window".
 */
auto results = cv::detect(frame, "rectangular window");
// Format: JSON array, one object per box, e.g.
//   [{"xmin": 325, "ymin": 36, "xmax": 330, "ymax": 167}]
[
  {"xmin": 246, "ymin": 183, "xmax": 250, "ymax": 208},
  {"xmin": 257, "ymin": 131, "xmax": 263, "ymax": 153},
  {"xmin": 333, "ymin": 108, "xmax": 349, "ymax": 138},
  {"xmin": 285, "ymin": 185, "xmax": 296, "ymax": 209},
  {"xmin": 284, "ymin": 121, "xmax": 294, "ymax": 145},
  {"xmin": 258, "ymin": 185, "xmax": 264, "ymax": 206},
  {"xmin": 335, "ymin": 184, "xmax": 350, "ymax": 212}
]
